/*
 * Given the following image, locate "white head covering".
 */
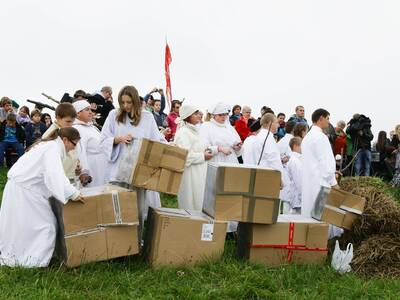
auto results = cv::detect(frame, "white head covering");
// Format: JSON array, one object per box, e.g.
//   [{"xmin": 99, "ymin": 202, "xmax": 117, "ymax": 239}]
[
  {"xmin": 209, "ymin": 102, "xmax": 230, "ymax": 115},
  {"xmin": 179, "ymin": 104, "xmax": 198, "ymax": 121},
  {"xmin": 72, "ymin": 100, "xmax": 90, "ymax": 113}
]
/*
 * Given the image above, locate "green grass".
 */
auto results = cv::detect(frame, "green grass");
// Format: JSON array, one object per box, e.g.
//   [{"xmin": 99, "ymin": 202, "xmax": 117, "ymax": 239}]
[{"xmin": 0, "ymin": 169, "xmax": 399, "ymax": 299}]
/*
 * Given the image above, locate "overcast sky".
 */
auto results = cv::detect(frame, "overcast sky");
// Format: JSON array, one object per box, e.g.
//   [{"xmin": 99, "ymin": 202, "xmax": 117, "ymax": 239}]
[{"xmin": 1, "ymin": 0, "xmax": 399, "ymax": 138}]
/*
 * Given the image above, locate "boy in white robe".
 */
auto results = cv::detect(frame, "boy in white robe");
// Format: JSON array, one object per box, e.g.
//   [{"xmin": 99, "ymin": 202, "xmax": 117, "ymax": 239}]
[
  {"xmin": 0, "ymin": 127, "xmax": 83, "ymax": 267},
  {"xmin": 73, "ymin": 100, "xmax": 107, "ymax": 187},
  {"xmin": 301, "ymin": 108, "xmax": 342, "ymax": 238},
  {"xmin": 286, "ymin": 137, "xmax": 303, "ymax": 214}
]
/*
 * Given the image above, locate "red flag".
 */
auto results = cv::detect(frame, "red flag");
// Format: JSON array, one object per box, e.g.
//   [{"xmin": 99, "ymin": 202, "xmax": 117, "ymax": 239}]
[{"xmin": 165, "ymin": 42, "xmax": 172, "ymax": 107}]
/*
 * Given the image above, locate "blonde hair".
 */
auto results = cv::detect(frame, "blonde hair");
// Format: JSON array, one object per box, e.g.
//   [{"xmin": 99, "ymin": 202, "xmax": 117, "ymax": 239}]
[
  {"xmin": 260, "ymin": 113, "xmax": 276, "ymax": 128},
  {"xmin": 395, "ymin": 124, "xmax": 400, "ymax": 137},
  {"xmin": 116, "ymin": 86, "xmax": 141, "ymax": 126},
  {"xmin": 337, "ymin": 120, "xmax": 346, "ymax": 129}
]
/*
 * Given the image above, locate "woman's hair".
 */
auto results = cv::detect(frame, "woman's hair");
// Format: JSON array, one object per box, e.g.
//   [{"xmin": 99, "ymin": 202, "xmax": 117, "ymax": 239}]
[
  {"xmin": 376, "ymin": 131, "xmax": 387, "ymax": 152},
  {"xmin": 43, "ymin": 127, "xmax": 81, "ymax": 142},
  {"xmin": 336, "ymin": 120, "xmax": 346, "ymax": 129},
  {"xmin": 19, "ymin": 105, "xmax": 30, "ymax": 115},
  {"xmin": 0, "ymin": 96, "xmax": 12, "ymax": 106},
  {"xmin": 232, "ymin": 105, "xmax": 241, "ymax": 114},
  {"xmin": 260, "ymin": 113, "xmax": 276, "ymax": 128},
  {"xmin": 293, "ymin": 123, "xmax": 308, "ymax": 138},
  {"xmin": 41, "ymin": 113, "xmax": 52, "ymax": 124},
  {"xmin": 170, "ymin": 100, "xmax": 181, "ymax": 113},
  {"xmin": 116, "ymin": 85, "xmax": 141, "ymax": 126}
]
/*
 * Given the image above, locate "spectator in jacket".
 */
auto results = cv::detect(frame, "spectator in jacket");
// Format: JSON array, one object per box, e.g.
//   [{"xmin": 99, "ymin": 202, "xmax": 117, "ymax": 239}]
[
  {"xmin": 25, "ymin": 109, "xmax": 47, "ymax": 148},
  {"xmin": 275, "ymin": 113, "xmax": 286, "ymax": 141},
  {"xmin": 288, "ymin": 105, "xmax": 309, "ymax": 127},
  {"xmin": 346, "ymin": 114, "xmax": 374, "ymax": 176},
  {"xmin": 166, "ymin": 100, "xmax": 181, "ymax": 141},
  {"xmin": 0, "ymin": 114, "xmax": 25, "ymax": 167},
  {"xmin": 90, "ymin": 86, "xmax": 114, "ymax": 127},
  {"xmin": 234, "ymin": 105, "xmax": 253, "ymax": 142},
  {"xmin": 41, "ymin": 113, "xmax": 53, "ymax": 129},
  {"xmin": 333, "ymin": 120, "xmax": 347, "ymax": 156},
  {"xmin": 229, "ymin": 105, "xmax": 241, "ymax": 126},
  {"xmin": 17, "ymin": 106, "xmax": 30, "ymax": 128},
  {"xmin": 0, "ymin": 97, "xmax": 14, "ymax": 122},
  {"xmin": 375, "ymin": 130, "xmax": 396, "ymax": 179},
  {"xmin": 145, "ymin": 88, "xmax": 167, "ymax": 128}
]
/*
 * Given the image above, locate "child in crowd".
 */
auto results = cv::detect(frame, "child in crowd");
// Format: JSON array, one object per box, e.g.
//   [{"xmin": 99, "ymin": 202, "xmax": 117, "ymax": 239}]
[
  {"xmin": 17, "ymin": 106, "xmax": 30, "ymax": 127},
  {"xmin": 0, "ymin": 114, "xmax": 25, "ymax": 167},
  {"xmin": 286, "ymin": 137, "xmax": 303, "ymax": 214},
  {"xmin": 24, "ymin": 109, "xmax": 47, "ymax": 147},
  {"xmin": 0, "ymin": 97, "xmax": 14, "ymax": 123},
  {"xmin": 41, "ymin": 113, "xmax": 53, "ymax": 129}
]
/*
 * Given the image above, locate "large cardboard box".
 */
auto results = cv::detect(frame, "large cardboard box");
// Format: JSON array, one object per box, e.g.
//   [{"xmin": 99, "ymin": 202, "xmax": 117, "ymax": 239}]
[
  {"xmin": 238, "ymin": 215, "xmax": 329, "ymax": 267},
  {"xmin": 62, "ymin": 184, "xmax": 138, "ymax": 234},
  {"xmin": 312, "ymin": 187, "xmax": 366, "ymax": 230},
  {"xmin": 64, "ymin": 224, "xmax": 139, "ymax": 267},
  {"xmin": 144, "ymin": 207, "xmax": 227, "ymax": 267},
  {"xmin": 116, "ymin": 139, "xmax": 188, "ymax": 195},
  {"xmin": 203, "ymin": 163, "xmax": 281, "ymax": 224}
]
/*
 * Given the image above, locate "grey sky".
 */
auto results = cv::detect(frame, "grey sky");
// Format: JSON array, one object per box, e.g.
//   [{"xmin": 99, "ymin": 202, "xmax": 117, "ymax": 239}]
[{"xmin": 1, "ymin": 0, "xmax": 399, "ymax": 137}]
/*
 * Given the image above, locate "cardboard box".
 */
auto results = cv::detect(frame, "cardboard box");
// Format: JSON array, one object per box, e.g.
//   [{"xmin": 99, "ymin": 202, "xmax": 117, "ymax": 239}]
[
  {"xmin": 203, "ymin": 163, "xmax": 281, "ymax": 224},
  {"xmin": 64, "ymin": 224, "xmax": 139, "ymax": 267},
  {"xmin": 144, "ymin": 207, "xmax": 227, "ymax": 267},
  {"xmin": 238, "ymin": 215, "xmax": 329, "ymax": 267},
  {"xmin": 312, "ymin": 187, "xmax": 366, "ymax": 230},
  {"xmin": 62, "ymin": 184, "xmax": 138, "ymax": 234},
  {"xmin": 116, "ymin": 139, "xmax": 188, "ymax": 195}
]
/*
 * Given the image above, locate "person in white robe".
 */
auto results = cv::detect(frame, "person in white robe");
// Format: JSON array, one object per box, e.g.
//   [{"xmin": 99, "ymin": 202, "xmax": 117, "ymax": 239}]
[
  {"xmin": 0, "ymin": 127, "xmax": 83, "ymax": 267},
  {"xmin": 286, "ymin": 137, "xmax": 303, "ymax": 214},
  {"xmin": 72, "ymin": 100, "xmax": 107, "ymax": 187},
  {"xmin": 100, "ymin": 85, "xmax": 165, "ymax": 228},
  {"xmin": 174, "ymin": 104, "xmax": 213, "ymax": 210},
  {"xmin": 277, "ymin": 120, "xmax": 296, "ymax": 158},
  {"xmin": 242, "ymin": 134, "xmax": 257, "ymax": 165},
  {"xmin": 200, "ymin": 102, "xmax": 243, "ymax": 232},
  {"xmin": 301, "ymin": 108, "xmax": 342, "ymax": 238}
]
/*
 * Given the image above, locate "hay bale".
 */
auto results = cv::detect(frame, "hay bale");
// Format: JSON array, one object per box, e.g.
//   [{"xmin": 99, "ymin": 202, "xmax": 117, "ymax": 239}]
[{"xmin": 351, "ymin": 234, "xmax": 400, "ymax": 278}]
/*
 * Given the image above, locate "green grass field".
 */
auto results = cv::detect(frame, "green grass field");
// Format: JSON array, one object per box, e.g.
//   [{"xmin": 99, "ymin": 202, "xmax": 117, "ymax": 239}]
[{"xmin": 0, "ymin": 168, "xmax": 399, "ymax": 299}]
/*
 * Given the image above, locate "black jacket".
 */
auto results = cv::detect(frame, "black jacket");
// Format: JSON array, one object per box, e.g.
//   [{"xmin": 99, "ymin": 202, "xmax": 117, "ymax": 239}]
[
  {"xmin": 89, "ymin": 93, "xmax": 115, "ymax": 127},
  {"xmin": 346, "ymin": 115, "xmax": 374, "ymax": 150},
  {"xmin": 0, "ymin": 121, "xmax": 25, "ymax": 143}
]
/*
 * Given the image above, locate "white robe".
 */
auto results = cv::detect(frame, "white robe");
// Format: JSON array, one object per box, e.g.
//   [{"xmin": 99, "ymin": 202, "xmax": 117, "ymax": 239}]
[
  {"xmin": 73, "ymin": 119, "xmax": 107, "ymax": 187},
  {"xmin": 277, "ymin": 133, "xmax": 293, "ymax": 157},
  {"xmin": 277, "ymin": 133, "xmax": 294, "ymax": 210},
  {"xmin": 0, "ymin": 138, "xmax": 79, "ymax": 267},
  {"xmin": 200, "ymin": 119, "xmax": 243, "ymax": 232},
  {"xmin": 242, "ymin": 135, "xmax": 257, "ymax": 165},
  {"xmin": 287, "ymin": 152, "xmax": 302, "ymax": 211},
  {"xmin": 100, "ymin": 109, "xmax": 165, "ymax": 225},
  {"xmin": 174, "ymin": 122, "xmax": 208, "ymax": 211},
  {"xmin": 301, "ymin": 126, "xmax": 342, "ymax": 238}
]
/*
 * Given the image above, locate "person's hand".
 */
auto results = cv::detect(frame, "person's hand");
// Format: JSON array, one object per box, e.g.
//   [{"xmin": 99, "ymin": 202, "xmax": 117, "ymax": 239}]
[
  {"xmin": 233, "ymin": 142, "xmax": 242, "ymax": 151},
  {"xmin": 79, "ymin": 174, "xmax": 92, "ymax": 186},
  {"xmin": 72, "ymin": 194, "xmax": 85, "ymax": 204},
  {"xmin": 114, "ymin": 134, "xmax": 133, "ymax": 144},
  {"xmin": 218, "ymin": 146, "xmax": 232, "ymax": 155},
  {"xmin": 151, "ymin": 87, "xmax": 158, "ymax": 94},
  {"xmin": 204, "ymin": 150, "xmax": 213, "ymax": 161},
  {"xmin": 332, "ymin": 184, "xmax": 340, "ymax": 189},
  {"xmin": 158, "ymin": 88, "xmax": 164, "ymax": 95},
  {"xmin": 75, "ymin": 163, "xmax": 82, "ymax": 176},
  {"xmin": 281, "ymin": 155, "xmax": 290, "ymax": 164},
  {"xmin": 160, "ymin": 127, "xmax": 171, "ymax": 136}
]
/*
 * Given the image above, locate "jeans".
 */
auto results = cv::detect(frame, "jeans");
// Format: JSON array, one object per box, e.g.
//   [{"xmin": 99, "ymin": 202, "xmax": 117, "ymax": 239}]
[
  {"xmin": 0, "ymin": 141, "xmax": 24, "ymax": 167},
  {"xmin": 354, "ymin": 149, "xmax": 372, "ymax": 176}
]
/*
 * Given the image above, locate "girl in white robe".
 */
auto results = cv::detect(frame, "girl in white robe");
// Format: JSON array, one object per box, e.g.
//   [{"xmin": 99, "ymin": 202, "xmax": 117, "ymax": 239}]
[
  {"xmin": 0, "ymin": 128, "xmax": 82, "ymax": 267},
  {"xmin": 200, "ymin": 103, "xmax": 243, "ymax": 232},
  {"xmin": 72, "ymin": 100, "xmax": 107, "ymax": 187},
  {"xmin": 174, "ymin": 104, "xmax": 213, "ymax": 211},
  {"xmin": 100, "ymin": 86, "xmax": 165, "ymax": 227}
]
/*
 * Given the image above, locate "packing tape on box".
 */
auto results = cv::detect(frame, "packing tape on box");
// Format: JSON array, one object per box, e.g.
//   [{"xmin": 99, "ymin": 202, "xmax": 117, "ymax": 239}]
[
  {"xmin": 112, "ymin": 190, "xmax": 122, "ymax": 224},
  {"xmin": 143, "ymin": 140, "xmax": 186, "ymax": 171},
  {"xmin": 250, "ymin": 222, "xmax": 328, "ymax": 262}
]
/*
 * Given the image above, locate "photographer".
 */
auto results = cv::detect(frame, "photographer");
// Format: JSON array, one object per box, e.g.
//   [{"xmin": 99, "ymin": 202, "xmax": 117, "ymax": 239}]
[
  {"xmin": 346, "ymin": 114, "xmax": 374, "ymax": 176},
  {"xmin": 144, "ymin": 88, "xmax": 167, "ymax": 128}
]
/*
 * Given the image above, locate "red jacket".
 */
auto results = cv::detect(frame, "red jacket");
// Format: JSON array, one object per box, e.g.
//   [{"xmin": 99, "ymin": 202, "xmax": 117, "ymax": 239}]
[
  {"xmin": 235, "ymin": 116, "xmax": 250, "ymax": 142},
  {"xmin": 333, "ymin": 128, "xmax": 347, "ymax": 155},
  {"xmin": 166, "ymin": 112, "xmax": 179, "ymax": 141}
]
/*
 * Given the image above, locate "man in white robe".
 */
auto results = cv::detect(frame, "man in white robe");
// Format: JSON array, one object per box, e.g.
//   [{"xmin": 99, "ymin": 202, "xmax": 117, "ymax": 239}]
[
  {"xmin": 0, "ymin": 135, "xmax": 82, "ymax": 267},
  {"xmin": 301, "ymin": 109, "xmax": 342, "ymax": 238},
  {"xmin": 73, "ymin": 100, "xmax": 107, "ymax": 187}
]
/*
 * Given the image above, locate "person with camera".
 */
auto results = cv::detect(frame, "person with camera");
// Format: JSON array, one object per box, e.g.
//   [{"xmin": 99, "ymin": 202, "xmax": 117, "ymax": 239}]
[{"xmin": 346, "ymin": 113, "xmax": 374, "ymax": 176}]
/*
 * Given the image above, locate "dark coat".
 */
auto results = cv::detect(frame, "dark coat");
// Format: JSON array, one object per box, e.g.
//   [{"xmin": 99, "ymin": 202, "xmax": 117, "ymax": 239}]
[{"xmin": 0, "ymin": 121, "xmax": 25, "ymax": 143}]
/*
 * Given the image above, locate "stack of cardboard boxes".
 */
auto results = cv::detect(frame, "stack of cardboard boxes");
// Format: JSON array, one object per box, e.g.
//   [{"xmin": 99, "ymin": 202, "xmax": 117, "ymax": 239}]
[{"xmin": 57, "ymin": 185, "xmax": 140, "ymax": 267}]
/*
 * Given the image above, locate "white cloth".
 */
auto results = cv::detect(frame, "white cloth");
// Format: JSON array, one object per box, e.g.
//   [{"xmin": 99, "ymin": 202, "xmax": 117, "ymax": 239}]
[
  {"xmin": 208, "ymin": 102, "xmax": 230, "ymax": 115},
  {"xmin": 252, "ymin": 128, "xmax": 284, "ymax": 181},
  {"xmin": 287, "ymin": 152, "xmax": 303, "ymax": 210},
  {"xmin": 277, "ymin": 133, "xmax": 294, "ymax": 157},
  {"xmin": 179, "ymin": 104, "xmax": 198, "ymax": 121},
  {"xmin": 301, "ymin": 126, "xmax": 337, "ymax": 217},
  {"xmin": 0, "ymin": 138, "xmax": 79, "ymax": 267},
  {"xmin": 72, "ymin": 100, "xmax": 90, "ymax": 113},
  {"xmin": 242, "ymin": 135, "xmax": 257, "ymax": 165},
  {"xmin": 200, "ymin": 119, "xmax": 243, "ymax": 232},
  {"xmin": 174, "ymin": 122, "xmax": 208, "ymax": 210},
  {"xmin": 100, "ymin": 109, "xmax": 165, "ymax": 224},
  {"xmin": 73, "ymin": 119, "xmax": 107, "ymax": 187},
  {"xmin": 199, "ymin": 119, "xmax": 243, "ymax": 163}
]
